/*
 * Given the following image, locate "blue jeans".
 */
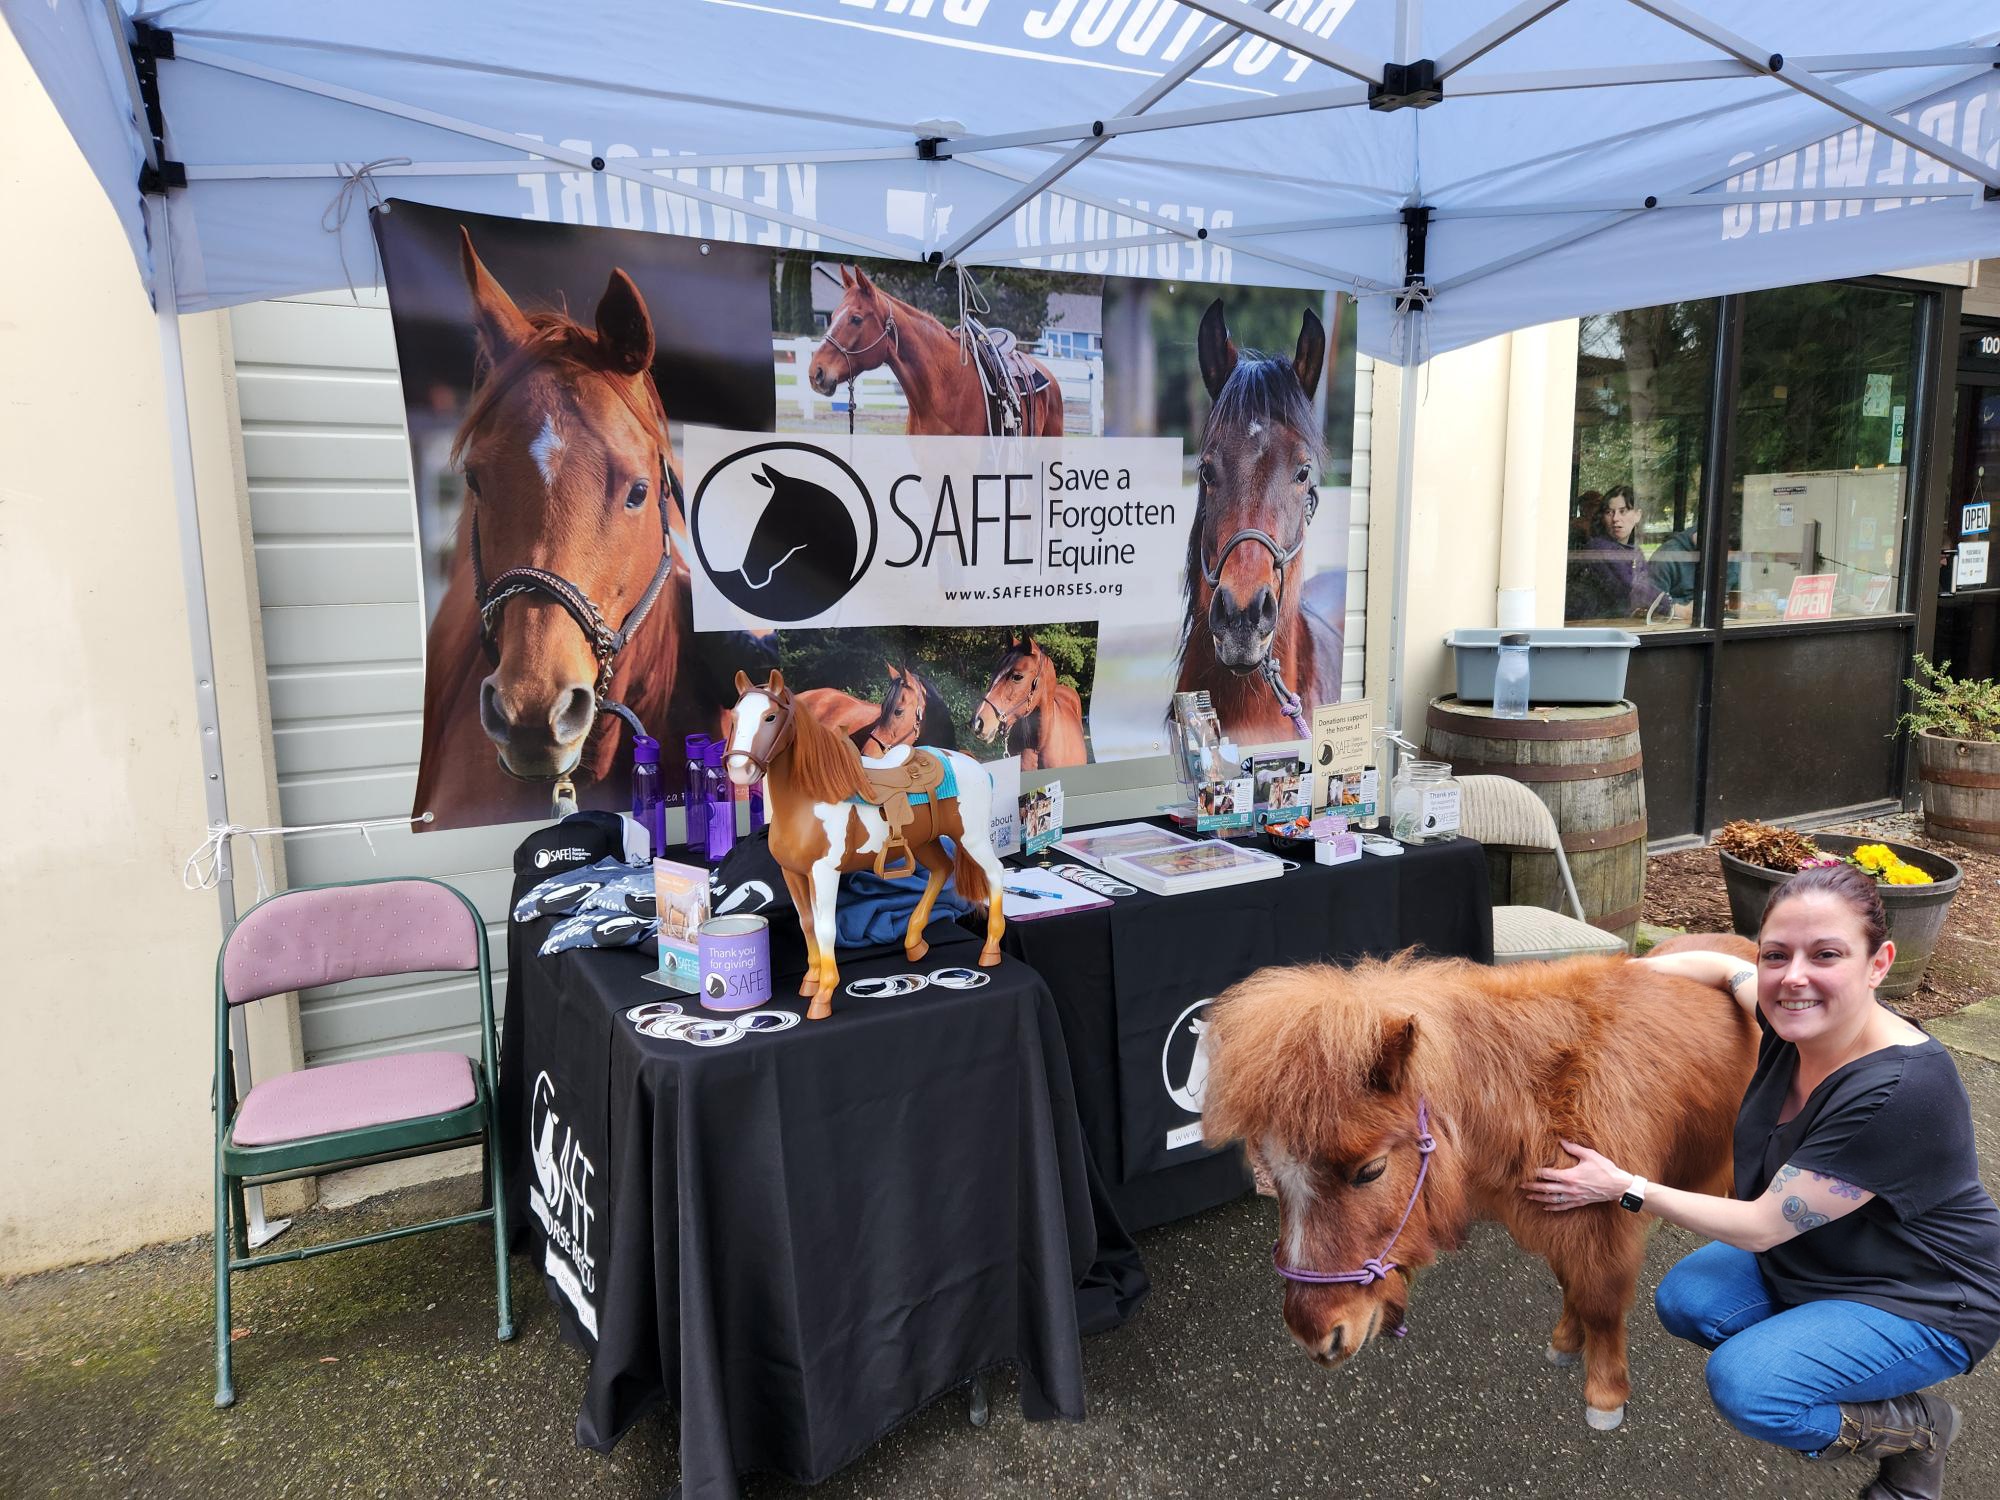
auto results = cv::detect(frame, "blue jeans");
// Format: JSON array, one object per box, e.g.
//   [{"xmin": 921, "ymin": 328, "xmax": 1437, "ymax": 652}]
[{"xmin": 1655, "ymin": 1242, "xmax": 1971, "ymax": 1452}]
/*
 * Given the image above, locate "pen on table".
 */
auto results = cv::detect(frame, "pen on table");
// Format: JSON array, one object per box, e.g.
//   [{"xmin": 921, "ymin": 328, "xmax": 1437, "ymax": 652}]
[{"xmin": 1004, "ymin": 885, "xmax": 1059, "ymax": 900}]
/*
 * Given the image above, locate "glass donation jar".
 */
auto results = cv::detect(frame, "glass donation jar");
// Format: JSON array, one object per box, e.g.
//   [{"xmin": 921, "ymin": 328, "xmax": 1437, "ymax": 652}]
[{"xmin": 1390, "ymin": 760, "xmax": 1462, "ymax": 846}]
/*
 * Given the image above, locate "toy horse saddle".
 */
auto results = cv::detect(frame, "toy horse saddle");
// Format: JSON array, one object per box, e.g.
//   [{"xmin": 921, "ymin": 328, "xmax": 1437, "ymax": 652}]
[{"xmin": 853, "ymin": 748, "xmax": 952, "ymax": 880}]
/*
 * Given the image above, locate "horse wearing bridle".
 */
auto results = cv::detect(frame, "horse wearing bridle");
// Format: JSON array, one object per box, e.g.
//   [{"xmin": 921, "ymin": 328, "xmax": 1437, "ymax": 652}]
[
  {"xmin": 970, "ymin": 634, "xmax": 1087, "ymax": 772},
  {"xmin": 722, "ymin": 671, "xmax": 1006, "ymax": 1018},
  {"xmin": 1176, "ymin": 299, "xmax": 1342, "ymax": 744},
  {"xmin": 797, "ymin": 662, "xmax": 957, "ymax": 758},
  {"xmin": 808, "ymin": 264, "xmax": 1065, "ymax": 437},
  {"xmin": 412, "ymin": 229, "xmax": 713, "ymax": 830}
]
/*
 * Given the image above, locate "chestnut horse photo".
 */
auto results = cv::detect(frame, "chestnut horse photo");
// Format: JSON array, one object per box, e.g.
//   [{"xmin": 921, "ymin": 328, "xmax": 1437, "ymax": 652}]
[
  {"xmin": 1178, "ymin": 299, "xmax": 1342, "ymax": 742},
  {"xmin": 413, "ymin": 230, "xmax": 717, "ymax": 829},
  {"xmin": 808, "ymin": 264, "xmax": 1065, "ymax": 437},
  {"xmin": 797, "ymin": 662, "xmax": 956, "ymax": 758},
  {"xmin": 971, "ymin": 634, "xmax": 1087, "ymax": 771},
  {"xmin": 1200, "ymin": 938, "xmax": 1759, "ymax": 1431}
]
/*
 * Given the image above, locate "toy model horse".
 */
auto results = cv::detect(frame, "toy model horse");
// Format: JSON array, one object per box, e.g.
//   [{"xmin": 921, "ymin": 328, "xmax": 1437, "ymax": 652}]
[
  {"xmin": 808, "ymin": 264, "xmax": 1065, "ymax": 437},
  {"xmin": 414, "ymin": 229, "xmax": 714, "ymax": 830},
  {"xmin": 798, "ymin": 662, "xmax": 957, "ymax": 757},
  {"xmin": 724, "ymin": 670, "xmax": 1006, "ymax": 1019},
  {"xmin": 1178, "ymin": 299, "xmax": 1342, "ymax": 743},
  {"xmin": 971, "ymin": 634, "xmax": 1087, "ymax": 771},
  {"xmin": 1200, "ymin": 937, "xmax": 1759, "ymax": 1431}
]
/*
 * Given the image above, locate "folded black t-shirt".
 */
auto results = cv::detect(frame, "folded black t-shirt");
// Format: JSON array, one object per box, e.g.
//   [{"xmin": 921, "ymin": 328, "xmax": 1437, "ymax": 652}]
[{"xmin": 1734, "ymin": 1011, "xmax": 2000, "ymax": 1362}]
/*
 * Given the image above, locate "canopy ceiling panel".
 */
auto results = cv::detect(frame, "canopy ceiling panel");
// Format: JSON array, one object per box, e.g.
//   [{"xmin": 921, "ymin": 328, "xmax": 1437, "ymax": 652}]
[{"xmin": 9, "ymin": 0, "xmax": 1999, "ymax": 359}]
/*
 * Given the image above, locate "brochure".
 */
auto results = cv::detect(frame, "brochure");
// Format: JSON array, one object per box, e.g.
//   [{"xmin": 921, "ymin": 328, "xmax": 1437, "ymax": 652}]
[
  {"xmin": 1020, "ymin": 779, "xmax": 1064, "ymax": 856},
  {"xmin": 1105, "ymin": 838, "xmax": 1286, "ymax": 896},
  {"xmin": 1248, "ymin": 754, "xmax": 1311, "ymax": 825},
  {"xmin": 650, "ymin": 857, "xmax": 710, "ymax": 991}
]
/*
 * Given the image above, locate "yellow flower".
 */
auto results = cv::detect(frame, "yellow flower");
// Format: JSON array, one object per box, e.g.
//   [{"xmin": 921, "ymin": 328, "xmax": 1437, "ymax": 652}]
[
  {"xmin": 1851, "ymin": 844, "xmax": 1897, "ymax": 872},
  {"xmin": 1882, "ymin": 862, "xmax": 1934, "ymax": 886}
]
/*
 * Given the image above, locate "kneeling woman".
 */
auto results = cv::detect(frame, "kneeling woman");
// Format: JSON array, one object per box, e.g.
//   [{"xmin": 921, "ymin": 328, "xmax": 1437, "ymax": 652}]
[{"xmin": 1527, "ymin": 865, "xmax": 2000, "ymax": 1499}]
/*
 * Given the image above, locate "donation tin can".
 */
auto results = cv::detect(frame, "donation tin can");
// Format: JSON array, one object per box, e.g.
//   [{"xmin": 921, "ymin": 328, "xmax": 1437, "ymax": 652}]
[{"xmin": 697, "ymin": 914, "xmax": 772, "ymax": 1011}]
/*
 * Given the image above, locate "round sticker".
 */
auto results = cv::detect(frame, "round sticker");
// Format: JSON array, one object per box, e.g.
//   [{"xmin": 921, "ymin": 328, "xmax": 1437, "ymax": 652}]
[
  {"xmin": 626, "ymin": 1001, "xmax": 685, "ymax": 1025},
  {"xmin": 735, "ymin": 1009, "xmax": 800, "ymax": 1033},
  {"xmin": 928, "ymin": 967, "xmax": 990, "ymax": 990},
  {"xmin": 637, "ymin": 1015, "xmax": 690, "ymax": 1039},
  {"xmin": 659, "ymin": 1017, "xmax": 743, "ymax": 1046},
  {"xmin": 844, "ymin": 974, "xmax": 929, "ymax": 999}
]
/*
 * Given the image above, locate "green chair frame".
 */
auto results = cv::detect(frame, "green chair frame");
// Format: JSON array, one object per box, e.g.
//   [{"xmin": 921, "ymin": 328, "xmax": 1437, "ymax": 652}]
[{"xmin": 212, "ymin": 876, "xmax": 513, "ymax": 1407}]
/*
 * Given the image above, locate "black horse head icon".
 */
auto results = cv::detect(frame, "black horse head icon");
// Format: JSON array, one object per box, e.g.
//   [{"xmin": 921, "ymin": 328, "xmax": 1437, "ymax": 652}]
[{"xmin": 692, "ymin": 445, "xmax": 875, "ymax": 623}]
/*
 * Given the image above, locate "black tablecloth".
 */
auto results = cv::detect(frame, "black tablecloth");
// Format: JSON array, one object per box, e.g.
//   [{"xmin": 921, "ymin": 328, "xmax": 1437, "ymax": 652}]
[
  {"xmin": 500, "ymin": 833, "xmax": 1146, "ymax": 1500},
  {"xmin": 996, "ymin": 831, "xmax": 1493, "ymax": 1232}
]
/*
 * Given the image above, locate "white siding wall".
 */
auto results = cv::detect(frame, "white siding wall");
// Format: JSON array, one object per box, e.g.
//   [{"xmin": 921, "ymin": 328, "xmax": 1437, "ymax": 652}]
[
  {"xmin": 233, "ymin": 296, "xmax": 1373, "ymax": 1063},
  {"xmin": 233, "ymin": 291, "xmax": 528, "ymax": 1066}
]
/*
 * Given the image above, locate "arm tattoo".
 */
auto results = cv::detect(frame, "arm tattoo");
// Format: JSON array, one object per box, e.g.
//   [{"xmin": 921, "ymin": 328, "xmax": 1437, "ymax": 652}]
[
  {"xmin": 1809, "ymin": 1171, "xmax": 1867, "ymax": 1201},
  {"xmin": 1766, "ymin": 1164, "xmax": 1801, "ymax": 1196},
  {"xmin": 1781, "ymin": 1196, "xmax": 1830, "ymax": 1233},
  {"xmin": 1728, "ymin": 966, "xmax": 1756, "ymax": 990}
]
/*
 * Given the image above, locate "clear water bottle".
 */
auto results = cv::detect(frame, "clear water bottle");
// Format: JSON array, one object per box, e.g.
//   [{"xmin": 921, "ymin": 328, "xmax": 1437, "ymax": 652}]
[
  {"xmin": 630, "ymin": 734, "xmax": 667, "ymax": 860},
  {"xmin": 1493, "ymin": 632, "xmax": 1531, "ymax": 720},
  {"xmin": 704, "ymin": 742, "xmax": 736, "ymax": 864},
  {"xmin": 683, "ymin": 733, "xmax": 711, "ymax": 855}
]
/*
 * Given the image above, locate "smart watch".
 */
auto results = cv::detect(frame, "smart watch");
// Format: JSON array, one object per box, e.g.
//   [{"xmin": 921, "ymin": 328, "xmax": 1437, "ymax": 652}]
[{"xmin": 1619, "ymin": 1174, "xmax": 1649, "ymax": 1213}]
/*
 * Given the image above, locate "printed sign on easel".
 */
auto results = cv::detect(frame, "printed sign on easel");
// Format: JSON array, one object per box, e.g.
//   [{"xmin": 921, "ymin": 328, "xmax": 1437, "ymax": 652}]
[{"xmin": 1311, "ymin": 700, "xmax": 1374, "ymax": 807}]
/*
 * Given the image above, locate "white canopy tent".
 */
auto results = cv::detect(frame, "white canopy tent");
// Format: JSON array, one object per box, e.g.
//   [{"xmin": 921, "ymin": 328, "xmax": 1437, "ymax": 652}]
[{"xmin": 10, "ymin": 0, "xmax": 2000, "ymax": 1227}]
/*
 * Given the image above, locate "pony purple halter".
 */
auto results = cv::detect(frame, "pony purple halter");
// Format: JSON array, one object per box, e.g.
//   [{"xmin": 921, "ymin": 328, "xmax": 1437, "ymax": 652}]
[{"xmin": 1271, "ymin": 1099, "xmax": 1436, "ymax": 1328}]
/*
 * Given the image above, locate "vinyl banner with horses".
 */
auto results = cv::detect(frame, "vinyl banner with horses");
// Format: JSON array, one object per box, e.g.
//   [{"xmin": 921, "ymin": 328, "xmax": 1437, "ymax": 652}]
[{"xmin": 376, "ymin": 204, "xmax": 1352, "ymax": 833}]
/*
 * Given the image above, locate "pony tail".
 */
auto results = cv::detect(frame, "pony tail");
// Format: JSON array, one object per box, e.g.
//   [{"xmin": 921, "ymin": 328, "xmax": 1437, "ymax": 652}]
[{"xmin": 950, "ymin": 836, "xmax": 990, "ymax": 907}]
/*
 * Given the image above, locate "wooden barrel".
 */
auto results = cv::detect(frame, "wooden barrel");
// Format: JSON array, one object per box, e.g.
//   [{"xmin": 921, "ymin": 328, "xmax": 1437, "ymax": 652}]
[
  {"xmin": 1917, "ymin": 730, "xmax": 2000, "ymax": 851},
  {"xmin": 1425, "ymin": 696, "xmax": 1647, "ymax": 947}
]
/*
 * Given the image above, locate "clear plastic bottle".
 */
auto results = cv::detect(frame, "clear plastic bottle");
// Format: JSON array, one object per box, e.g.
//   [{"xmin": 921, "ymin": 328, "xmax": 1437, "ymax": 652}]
[
  {"xmin": 630, "ymin": 733, "xmax": 667, "ymax": 860},
  {"xmin": 1493, "ymin": 632, "xmax": 1531, "ymax": 720},
  {"xmin": 704, "ymin": 741, "xmax": 736, "ymax": 864},
  {"xmin": 683, "ymin": 733, "xmax": 711, "ymax": 855}
]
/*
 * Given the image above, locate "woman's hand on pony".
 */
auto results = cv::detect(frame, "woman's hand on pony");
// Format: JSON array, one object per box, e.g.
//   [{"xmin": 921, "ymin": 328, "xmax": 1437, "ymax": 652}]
[{"xmin": 1526, "ymin": 1140, "xmax": 1634, "ymax": 1212}]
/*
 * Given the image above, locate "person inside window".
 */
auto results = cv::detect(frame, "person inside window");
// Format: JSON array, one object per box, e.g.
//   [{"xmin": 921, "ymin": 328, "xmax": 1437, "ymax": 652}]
[
  {"xmin": 1526, "ymin": 865, "xmax": 1998, "ymax": 1499},
  {"xmin": 1565, "ymin": 485, "xmax": 1664, "ymax": 621}
]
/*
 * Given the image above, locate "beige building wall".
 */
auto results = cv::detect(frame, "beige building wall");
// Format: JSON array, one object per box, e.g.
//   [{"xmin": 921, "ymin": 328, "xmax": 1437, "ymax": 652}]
[
  {"xmin": 0, "ymin": 29, "xmax": 300, "ymax": 1277},
  {"xmin": 1365, "ymin": 324, "xmax": 1582, "ymax": 735}
]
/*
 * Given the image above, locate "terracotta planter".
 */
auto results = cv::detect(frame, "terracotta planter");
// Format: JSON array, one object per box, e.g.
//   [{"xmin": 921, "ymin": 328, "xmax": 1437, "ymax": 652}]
[
  {"xmin": 1916, "ymin": 730, "xmax": 2000, "ymax": 851},
  {"xmin": 1717, "ymin": 834, "xmax": 1962, "ymax": 1001}
]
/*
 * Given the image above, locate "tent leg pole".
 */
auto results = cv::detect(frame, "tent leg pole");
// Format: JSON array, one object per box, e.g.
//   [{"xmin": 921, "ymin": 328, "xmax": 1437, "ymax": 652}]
[
  {"xmin": 146, "ymin": 195, "xmax": 290, "ymax": 1251},
  {"xmin": 1386, "ymin": 358, "xmax": 1420, "ymax": 735}
]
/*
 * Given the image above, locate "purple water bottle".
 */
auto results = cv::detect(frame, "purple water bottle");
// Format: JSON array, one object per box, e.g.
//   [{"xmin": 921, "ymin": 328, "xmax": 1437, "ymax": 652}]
[
  {"xmin": 683, "ymin": 733, "xmax": 711, "ymax": 855},
  {"xmin": 748, "ymin": 779, "xmax": 765, "ymax": 834},
  {"xmin": 630, "ymin": 734, "xmax": 667, "ymax": 860},
  {"xmin": 704, "ymin": 741, "xmax": 737, "ymax": 863}
]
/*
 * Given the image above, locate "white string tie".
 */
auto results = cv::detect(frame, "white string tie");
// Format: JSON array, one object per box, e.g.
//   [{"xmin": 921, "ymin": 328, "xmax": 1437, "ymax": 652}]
[
  {"xmin": 321, "ymin": 157, "xmax": 410, "ymax": 303},
  {"xmin": 183, "ymin": 812, "xmax": 435, "ymax": 897}
]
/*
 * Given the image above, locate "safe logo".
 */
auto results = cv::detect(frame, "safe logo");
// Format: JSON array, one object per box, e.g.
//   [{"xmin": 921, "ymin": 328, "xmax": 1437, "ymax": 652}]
[
  {"xmin": 689, "ymin": 441, "xmax": 877, "ymax": 622},
  {"xmin": 1161, "ymin": 998, "xmax": 1216, "ymax": 1115}
]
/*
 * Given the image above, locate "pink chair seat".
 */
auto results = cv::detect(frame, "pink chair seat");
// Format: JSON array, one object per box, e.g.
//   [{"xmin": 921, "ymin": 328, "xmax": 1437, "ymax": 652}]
[{"xmin": 232, "ymin": 1052, "xmax": 477, "ymax": 1147}]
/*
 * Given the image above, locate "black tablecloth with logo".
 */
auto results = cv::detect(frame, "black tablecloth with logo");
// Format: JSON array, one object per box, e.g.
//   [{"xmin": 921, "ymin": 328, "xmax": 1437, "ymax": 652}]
[
  {"xmin": 997, "ymin": 831, "xmax": 1493, "ymax": 1232},
  {"xmin": 499, "ymin": 819, "xmax": 1147, "ymax": 1500}
]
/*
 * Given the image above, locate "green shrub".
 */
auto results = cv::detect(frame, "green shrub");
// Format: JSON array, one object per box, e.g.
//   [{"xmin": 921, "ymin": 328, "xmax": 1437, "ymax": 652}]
[{"xmin": 1900, "ymin": 654, "xmax": 2000, "ymax": 744}]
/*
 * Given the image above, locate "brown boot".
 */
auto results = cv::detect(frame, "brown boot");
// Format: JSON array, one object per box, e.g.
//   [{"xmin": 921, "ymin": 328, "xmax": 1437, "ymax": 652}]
[{"xmin": 1821, "ymin": 1391, "xmax": 1962, "ymax": 1500}]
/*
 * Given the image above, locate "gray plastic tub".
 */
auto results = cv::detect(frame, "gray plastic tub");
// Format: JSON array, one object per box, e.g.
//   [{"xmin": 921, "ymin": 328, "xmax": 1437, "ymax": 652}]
[{"xmin": 1446, "ymin": 627, "xmax": 1640, "ymax": 705}]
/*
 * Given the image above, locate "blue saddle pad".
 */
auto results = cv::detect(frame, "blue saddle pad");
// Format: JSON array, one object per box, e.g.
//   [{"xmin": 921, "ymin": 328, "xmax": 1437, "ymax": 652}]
[{"xmin": 851, "ymin": 748, "xmax": 956, "ymax": 808}]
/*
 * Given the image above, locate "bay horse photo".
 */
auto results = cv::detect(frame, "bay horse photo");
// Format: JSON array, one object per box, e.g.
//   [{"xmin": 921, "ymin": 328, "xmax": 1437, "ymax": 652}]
[
  {"xmin": 971, "ymin": 634, "xmax": 1087, "ymax": 771},
  {"xmin": 1179, "ymin": 299, "xmax": 1342, "ymax": 742},
  {"xmin": 722, "ymin": 671, "xmax": 1005, "ymax": 1018},
  {"xmin": 414, "ymin": 230, "xmax": 716, "ymax": 830},
  {"xmin": 797, "ymin": 662, "xmax": 957, "ymax": 757},
  {"xmin": 1200, "ymin": 937, "xmax": 1759, "ymax": 1431},
  {"xmin": 808, "ymin": 264, "xmax": 1065, "ymax": 436}
]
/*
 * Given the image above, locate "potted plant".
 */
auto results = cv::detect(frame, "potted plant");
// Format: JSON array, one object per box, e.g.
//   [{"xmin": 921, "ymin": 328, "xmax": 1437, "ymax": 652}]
[
  {"xmin": 1712, "ymin": 820, "xmax": 1961, "ymax": 1001},
  {"xmin": 1902, "ymin": 654, "xmax": 2000, "ymax": 851}
]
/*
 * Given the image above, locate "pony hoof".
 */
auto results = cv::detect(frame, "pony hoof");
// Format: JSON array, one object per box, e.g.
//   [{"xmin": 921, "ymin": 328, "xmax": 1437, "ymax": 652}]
[
  {"xmin": 906, "ymin": 939, "xmax": 929, "ymax": 964},
  {"xmin": 1585, "ymin": 1404, "xmax": 1626, "ymax": 1431},
  {"xmin": 799, "ymin": 977, "xmax": 818, "ymax": 999},
  {"xmin": 978, "ymin": 945, "xmax": 1002, "ymax": 968},
  {"xmin": 806, "ymin": 996, "xmax": 833, "ymax": 1022},
  {"xmin": 1545, "ymin": 1343, "xmax": 1581, "ymax": 1367}
]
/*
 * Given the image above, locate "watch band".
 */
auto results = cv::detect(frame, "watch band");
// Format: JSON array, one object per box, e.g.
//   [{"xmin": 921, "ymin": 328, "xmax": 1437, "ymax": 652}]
[{"xmin": 1618, "ymin": 1174, "xmax": 1649, "ymax": 1213}]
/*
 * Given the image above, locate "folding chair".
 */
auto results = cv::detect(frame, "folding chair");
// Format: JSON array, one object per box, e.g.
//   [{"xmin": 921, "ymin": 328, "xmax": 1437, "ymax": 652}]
[
  {"xmin": 1456, "ymin": 774, "xmax": 1630, "ymax": 964},
  {"xmin": 212, "ymin": 877, "xmax": 512, "ymax": 1407}
]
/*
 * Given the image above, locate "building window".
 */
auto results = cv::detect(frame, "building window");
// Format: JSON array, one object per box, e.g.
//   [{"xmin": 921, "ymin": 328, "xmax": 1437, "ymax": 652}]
[
  {"xmin": 1567, "ymin": 303, "xmax": 1718, "ymax": 629},
  {"xmin": 1724, "ymin": 284, "xmax": 1920, "ymax": 625},
  {"xmin": 1042, "ymin": 329, "xmax": 1101, "ymax": 360}
]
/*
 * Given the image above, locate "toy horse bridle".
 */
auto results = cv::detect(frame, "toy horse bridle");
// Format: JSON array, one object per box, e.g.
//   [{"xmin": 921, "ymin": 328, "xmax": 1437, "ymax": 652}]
[
  {"xmin": 1197, "ymin": 478, "xmax": 1319, "ymax": 739},
  {"xmin": 977, "ymin": 648, "xmax": 1045, "ymax": 738},
  {"xmin": 725, "ymin": 688, "xmax": 795, "ymax": 780},
  {"xmin": 862, "ymin": 676, "xmax": 924, "ymax": 759},
  {"xmin": 1272, "ymin": 1098, "xmax": 1436, "ymax": 1324},
  {"xmin": 470, "ymin": 451, "xmax": 682, "ymax": 710}
]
